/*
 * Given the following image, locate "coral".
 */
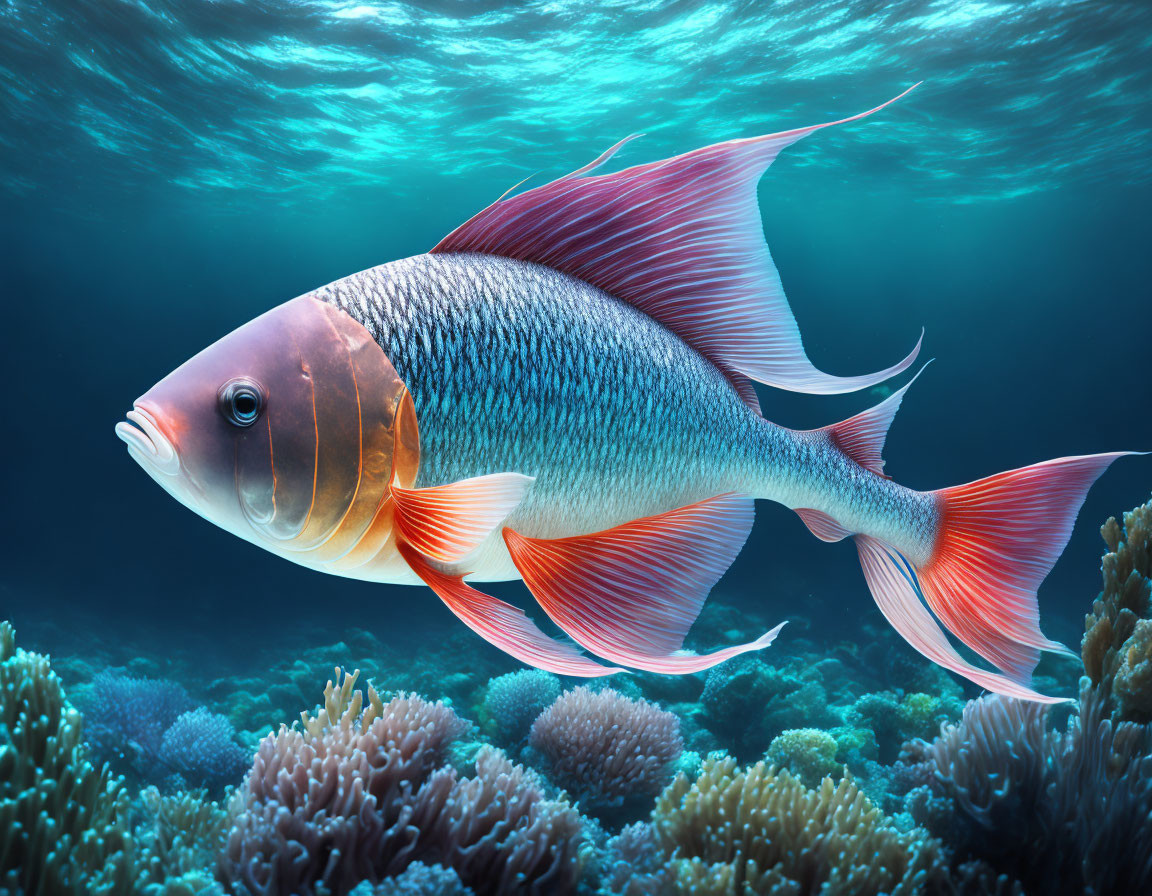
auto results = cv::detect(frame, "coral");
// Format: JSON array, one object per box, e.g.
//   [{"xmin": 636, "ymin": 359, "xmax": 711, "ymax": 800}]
[
  {"xmin": 437, "ymin": 746, "xmax": 587, "ymax": 895},
  {"xmin": 902, "ymin": 692, "xmax": 1152, "ymax": 894},
  {"xmin": 351, "ymin": 863, "xmax": 472, "ymax": 895},
  {"xmin": 1083, "ymin": 495, "xmax": 1152, "ymax": 723},
  {"xmin": 699, "ymin": 656, "xmax": 801, "ymax": 759},
  {"xmin": 481, "ymin": 669, "xmax": 560, "ymax": 745},
  {"xmin": 159, "ymin": 708, "xmax": 251, "ymax": 796},
  {"xmin": 764, "ymin": 728, "xmax": 840, "ymax": 788},
  {"xmin": 529, "ymin": 686, "xmax": 682, "ymax": 821},
  {"xmin": 81, "ymin": 669, "xmax": 196, "ymax": 784},
  {"xmin": 650, "ymin": 756, "xmax": 945, "ymax": 895},
  {"xmin": 136, "ymin": 787, "xmax": 228, "ymax": 886},
  {"xmin": 848, "ymin": 690, "xmax": 963, "ymax": 765},
  {"xmin": 600, "ymin": 822, "xmax": 668, "ymax": 896},
  {"xmin": 0, "ymin": 621, "xmax": 136, "ymax": 894},
  {"xmin": 219, "ymin": 669, "xmax": 467, "ymax": 896}
]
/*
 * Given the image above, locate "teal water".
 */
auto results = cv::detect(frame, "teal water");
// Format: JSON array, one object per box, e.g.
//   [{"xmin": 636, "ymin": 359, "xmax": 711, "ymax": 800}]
[{"xmin": 2, "ymin": 3, "xmax": 1152, "ymax": 894}]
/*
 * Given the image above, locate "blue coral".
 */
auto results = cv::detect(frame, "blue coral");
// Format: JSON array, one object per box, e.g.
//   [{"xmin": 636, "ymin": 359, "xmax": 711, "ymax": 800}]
[
  {"xmin": 481, "ymin": 669, "xmax": 560, "ymax": 746},
  {"xmin": 158, "ymin": 707, "xmax": 250, "ymax": 796}
]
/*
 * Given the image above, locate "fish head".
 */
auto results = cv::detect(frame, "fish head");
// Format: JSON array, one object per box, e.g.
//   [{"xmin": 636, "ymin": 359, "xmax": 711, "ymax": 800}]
[{"xmin": 116, "ymin": 295, "xmax": 419, "ymax": 568}]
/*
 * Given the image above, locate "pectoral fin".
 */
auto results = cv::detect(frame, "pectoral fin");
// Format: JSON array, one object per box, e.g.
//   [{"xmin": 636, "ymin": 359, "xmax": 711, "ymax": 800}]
[
  {"xmin": 390, "ymin": 472, "xmax": 534, "ymax": 563},
  {"xmin": 503, "ymin": 494, "xmax": 785, "ymax": 673},
  {"xmin": 398, "ymin": 543, "xmax": 623, "ymax": 677}
]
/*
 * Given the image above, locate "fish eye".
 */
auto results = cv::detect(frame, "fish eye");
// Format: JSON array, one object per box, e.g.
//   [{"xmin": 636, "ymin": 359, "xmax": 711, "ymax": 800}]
[{"xmin": 218, "ymin": 378, "xmax": 264, "ymax": 427}]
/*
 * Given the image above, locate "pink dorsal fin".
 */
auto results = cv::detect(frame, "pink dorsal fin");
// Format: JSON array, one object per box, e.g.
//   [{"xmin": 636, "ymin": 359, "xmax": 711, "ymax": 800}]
[
  {"xmin": 432, "ymin": 86, "xmax": 922, "ymax": 395},
  {"xmin": 398, "ymin": 542, "xmax": 623, "ymax": 678},
  {"xmin": 815, "ymin": 364, "xmax": 928, "ymax": 475},
  {"xmin": 391, "ymin": 472, "xmax": 533, "ymax": 563},
  {"xmin": 502, "ymin": 493, "xmax": 785, "ymax": 673}
]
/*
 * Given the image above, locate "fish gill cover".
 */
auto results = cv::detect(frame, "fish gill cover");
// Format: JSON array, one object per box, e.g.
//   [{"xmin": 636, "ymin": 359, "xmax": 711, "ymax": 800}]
[{"xmin": 2, "ymin": 0, "xmax": 1152, "ymax": 894}]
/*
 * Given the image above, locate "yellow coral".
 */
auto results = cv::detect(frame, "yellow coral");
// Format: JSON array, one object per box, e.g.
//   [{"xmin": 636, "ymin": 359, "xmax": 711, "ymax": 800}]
[{"xmin": 652, "ymin": 757, "xmax": 942, "ymax": 896}]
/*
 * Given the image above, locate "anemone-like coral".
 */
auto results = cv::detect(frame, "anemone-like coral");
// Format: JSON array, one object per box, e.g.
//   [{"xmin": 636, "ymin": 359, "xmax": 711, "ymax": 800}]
[
  {"xmin": 901, "ymin": 692, "xmax": 1152, "ymax": 894},
  {"xmin": 529, "ymin": 686, "xmax": 682, "ymax": 821},
  {"xmin": 159, "ymin": 708, "xmax": 251, "ymax": 796},
  {"xmin": 219, "ymin": 669, "xmax": 467, "ymax": 896},
  {"xmin": 0, "ymin": 621, "xmax": 137, "ymax": 894},
  {"xmin": 436, "ymin": 745, "xmax": 587, "ymax": 895},
  {"xmin": 1083, "ymin": 495, "xmax": 1152, "ymax": 723},
  {"xmin": 136, "ymin": 787, "xmax": 228, "ymax": 887},
  {"xmin": 481, "ymin": 669, "xmax": 560, "ymax": 746},
  {"xmin": 649, "ymin": 756, "xmax": 945, "ymax": 895},
  {"xmin": 764, "ymin": 728, "xmax": 841, "ymax": 788},
  {"xmin": 220, "ymin": 669, "xmax": 590, "ymax": 896},
  {"xmin": 81, "ymin": 669, "xmax": 196, "ymax": 784}
]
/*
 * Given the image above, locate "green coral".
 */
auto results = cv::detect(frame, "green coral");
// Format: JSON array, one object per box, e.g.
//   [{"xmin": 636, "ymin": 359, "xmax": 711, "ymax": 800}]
[
  {"xmin": 0, "ymin": 621, "xmax": 136, "ymax": 894},
  {"xmin": 764, "ymin": 729, "xmax": 841, "ymax": 788}
]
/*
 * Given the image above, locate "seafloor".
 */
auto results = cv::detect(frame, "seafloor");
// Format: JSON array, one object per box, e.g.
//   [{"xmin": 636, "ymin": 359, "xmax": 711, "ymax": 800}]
[{"xmin": 3, "ymin": 496, "xmax": 1151, "ymax": 896}]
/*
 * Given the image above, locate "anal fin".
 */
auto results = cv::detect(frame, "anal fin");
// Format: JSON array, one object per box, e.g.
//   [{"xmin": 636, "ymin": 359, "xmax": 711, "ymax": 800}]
[
  {"xmin": 795, "ymin": 508, "xmax": 852, "ymax": 542},
  {"xmin": 398, "ymin": 543, "xmax": 622, "ymax": 677},
  {"xmin": 503, "ymin": 494, "xmax": 785, "ymax": 673}
]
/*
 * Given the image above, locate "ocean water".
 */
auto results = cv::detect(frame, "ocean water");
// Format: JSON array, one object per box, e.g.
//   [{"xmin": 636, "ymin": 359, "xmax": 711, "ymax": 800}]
[{"xmin": 2, "ymin": 1, "xmax": 1152, "ymax": 893}]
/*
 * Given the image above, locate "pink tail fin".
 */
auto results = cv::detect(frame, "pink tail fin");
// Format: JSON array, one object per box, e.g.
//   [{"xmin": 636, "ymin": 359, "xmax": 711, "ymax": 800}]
[
  {"xmin": 855, "ymin": 452, "xmax": 1136, "ymax": 701},
  {"xmin": 921, "ymin": 453, "xmax": 1132, "ymax": 683}
]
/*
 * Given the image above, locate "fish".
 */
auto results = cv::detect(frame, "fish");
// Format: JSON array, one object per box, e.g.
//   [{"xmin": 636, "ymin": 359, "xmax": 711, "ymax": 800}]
[{"xmin": 116, "ymin": 86, "xmax": 1139, "ymax": 701}]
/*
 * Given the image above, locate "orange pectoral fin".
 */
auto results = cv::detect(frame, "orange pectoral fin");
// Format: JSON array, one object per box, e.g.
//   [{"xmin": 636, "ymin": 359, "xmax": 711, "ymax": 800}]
[
  {"xmin": 397, "ymin": 542, "xmax": 623, "ymax": 678},
  {"xmin": 391, "ymin": 472, "xmax": 534, "ymax": 563},
  {"xmin": 503, "ymin": 493, "xmax": 786, "ymax": 674}
]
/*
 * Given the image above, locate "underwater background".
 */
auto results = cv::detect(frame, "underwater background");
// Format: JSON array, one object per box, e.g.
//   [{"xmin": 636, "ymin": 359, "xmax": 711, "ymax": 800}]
[{"xmin": 2, "ymin": 1, "xmax": 1152, "ymax": 894}]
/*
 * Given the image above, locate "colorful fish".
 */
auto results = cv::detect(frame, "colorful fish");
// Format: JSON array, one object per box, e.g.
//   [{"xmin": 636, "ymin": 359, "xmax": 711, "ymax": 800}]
[{"xmin": 116, "ymin": 87, "xmax": 1137, "ymax": 701}]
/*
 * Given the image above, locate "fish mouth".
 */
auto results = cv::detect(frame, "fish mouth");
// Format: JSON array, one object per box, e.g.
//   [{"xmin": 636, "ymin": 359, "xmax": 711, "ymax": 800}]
[{"xmin": 115, "ymin": 402, "xmax": 181, "ymax": 476}]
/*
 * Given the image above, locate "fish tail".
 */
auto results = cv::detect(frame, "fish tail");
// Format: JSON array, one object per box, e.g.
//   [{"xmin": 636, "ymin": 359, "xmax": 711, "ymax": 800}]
[{"xmin": 855, "ymin": 453, "xmax": 1137, "ymax": 702}]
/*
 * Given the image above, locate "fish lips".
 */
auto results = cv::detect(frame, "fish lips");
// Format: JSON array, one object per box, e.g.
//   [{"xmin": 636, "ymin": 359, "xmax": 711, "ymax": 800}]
[{"xmin": 115, "ymin": 401, "xmax": 181, "ymax": 478}]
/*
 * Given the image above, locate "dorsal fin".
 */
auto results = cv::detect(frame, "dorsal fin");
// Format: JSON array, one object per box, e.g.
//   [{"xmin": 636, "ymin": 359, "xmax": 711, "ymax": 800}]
[
  {"xmin": 815, "ymin": 364, "xmax": 928, "ymax": 475},
  {"xmin": 432, "ymin": 86, "xmax": 922, "ymax": 396}
]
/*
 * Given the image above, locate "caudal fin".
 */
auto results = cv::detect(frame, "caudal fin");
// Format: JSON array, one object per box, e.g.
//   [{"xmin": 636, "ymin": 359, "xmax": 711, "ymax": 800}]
[{"xmin": 856, "ymin": 452, "xmax": 1136, "ymax": 702}]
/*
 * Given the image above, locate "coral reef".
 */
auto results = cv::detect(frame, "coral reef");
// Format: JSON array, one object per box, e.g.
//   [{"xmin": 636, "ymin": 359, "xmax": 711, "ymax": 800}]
[
  {"xmin": 220, "ymin": 668, "xmax": 588, "ymax": 896},
  {"xmin": 529, "ymin": 686, "xmax": 682, "ymax": 822},
  {"xmin": 648, "ymin": 756, "xmax": 945, "ymax": 895},
  {"xmin": 0, "ymin": 622, "xmax": 137, "ymax": 894},
  {"xmin": 136, "ymin": 787, "xmax": 229, "ymax": 888}
]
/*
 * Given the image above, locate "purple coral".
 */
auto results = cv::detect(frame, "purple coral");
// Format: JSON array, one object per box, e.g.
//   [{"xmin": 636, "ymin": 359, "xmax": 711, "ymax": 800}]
[
  {"xmin": 529, "ymin": 686, "xmax": 682, "ymax": 820},
  {"xmin": 220, "ymin": 677, "xmax": 466, "ymax": 896}
]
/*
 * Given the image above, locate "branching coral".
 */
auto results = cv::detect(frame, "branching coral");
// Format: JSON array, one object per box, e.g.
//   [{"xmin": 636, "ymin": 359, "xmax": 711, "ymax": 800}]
[
  {"xmin": 650, "ymin": 756, "xmax": 945, "ymax": 895},
  {"xmin": 0, "ymin": 621, "xmax": 137, "ymax": 894},
  {"xmin": 1083, "ymin": 495, "xmax": 1152, "ymax": 722},
  {"xmin": 529, "ymin": 686, "xmax": 682, "ymax": 820}
]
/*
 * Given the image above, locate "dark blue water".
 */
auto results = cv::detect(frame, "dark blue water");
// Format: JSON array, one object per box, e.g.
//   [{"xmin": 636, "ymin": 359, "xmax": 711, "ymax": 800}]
[{"xmin": 2, "ymin": 0, "xmax": 1151, "ymax": 668}]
